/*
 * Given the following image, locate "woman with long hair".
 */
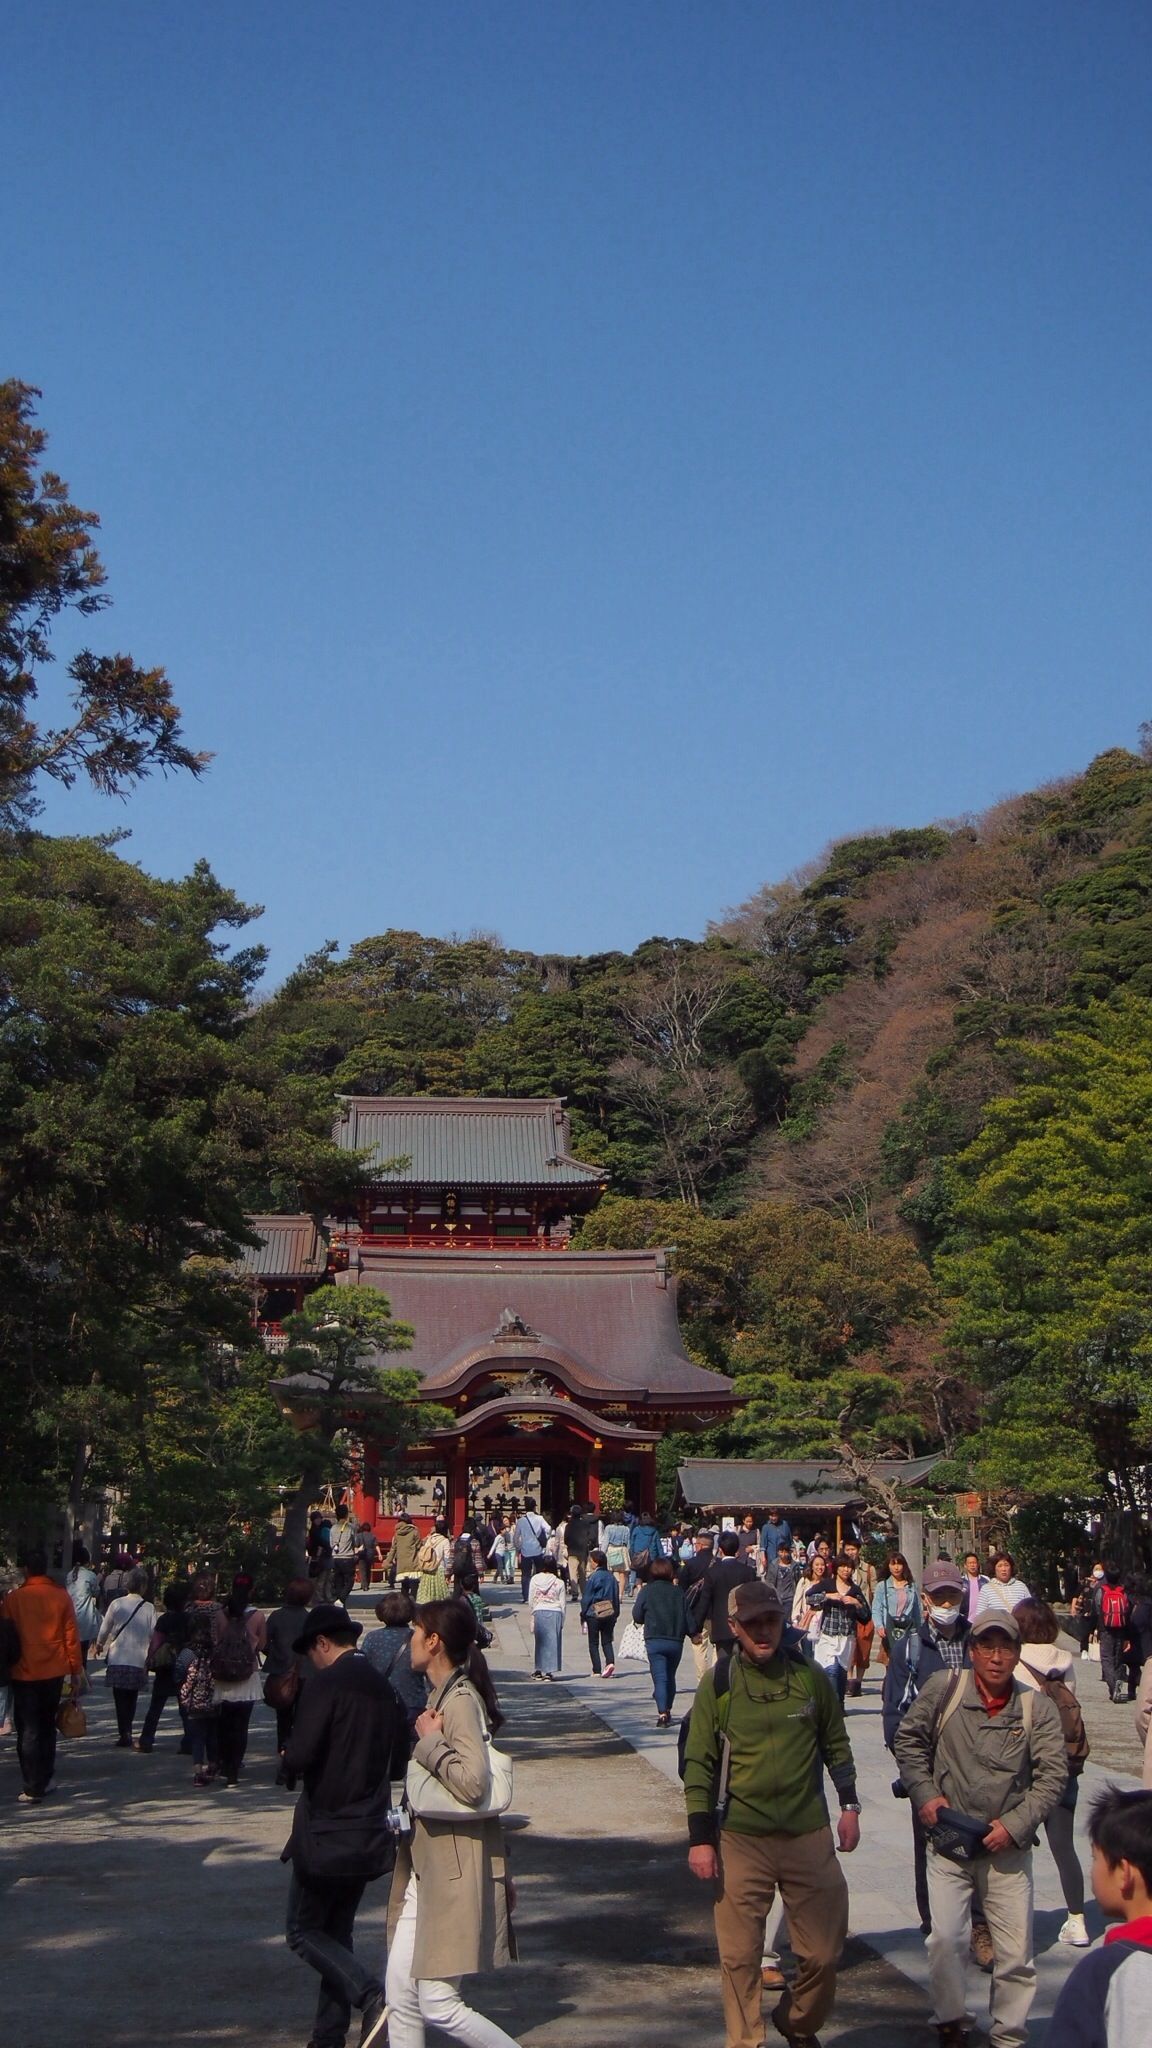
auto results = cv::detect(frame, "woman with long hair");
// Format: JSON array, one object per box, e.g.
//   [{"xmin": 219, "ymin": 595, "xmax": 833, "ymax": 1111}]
[
  {"xmin": 872, "ymin": 1553, "xmax": 922, "ymax": 1661},
  {"xmin": 385, "ymin": 1599, "xmax": 520, "ymax": 2048}
]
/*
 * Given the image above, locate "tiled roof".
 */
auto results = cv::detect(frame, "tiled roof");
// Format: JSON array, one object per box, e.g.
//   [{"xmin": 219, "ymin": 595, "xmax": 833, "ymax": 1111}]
[
  {"xmin": 344, "ymin": 1246, "xmax": 734, "ymax": 1408},
  {"xmin": 334, "ymin": 1096, "xmax": 605, "ymax": 1187},
  {"xmin": 235, "ymin": 1215, "xmax": 329, "ymax": 1282},
  {"xmin": 677, "ymin": 1456, "xmax": 942, "ymax": 1510}
]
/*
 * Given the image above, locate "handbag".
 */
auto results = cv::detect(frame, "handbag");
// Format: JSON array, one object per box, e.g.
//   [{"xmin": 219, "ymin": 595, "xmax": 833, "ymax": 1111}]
[
  {"xmin": 404, "ymin": 1672, "xmax": 513, "ymax": 1821},
  {"xmin": 591, "ymin": 1598, "xmax": 615, "ymax": 1620},
  {"xmin": 618, "ymin": 1619, "xmax": 647, "ymax": 1662},
  {"xmin": 179, "ymin": 1651, "xmax": 217, "ymax": 1716},
  {"xmin": 56, "ymin": 1698, "xmax": 88, "ymax": 1738},
  {"xmin": 264, "ymin": 1666, "xmax": 301, "ymax": 1711}
]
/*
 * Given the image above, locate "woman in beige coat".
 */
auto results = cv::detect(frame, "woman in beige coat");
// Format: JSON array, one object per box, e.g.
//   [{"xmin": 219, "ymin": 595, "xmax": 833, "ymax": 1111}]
[
  {"xmin": 385, "ymin": 1599, "xmax": 519, "ymax": 2048},
  {"xmin": 1134, "ymin": 1653, "xmax": 1152, "ymax": 1787}
]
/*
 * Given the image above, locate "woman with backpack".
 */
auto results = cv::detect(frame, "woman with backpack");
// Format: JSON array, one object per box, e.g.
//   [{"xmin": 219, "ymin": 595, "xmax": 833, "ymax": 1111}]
[
  {"xmin": 632, "ymin": 1556, "xmax": 689, "ymax": 1726},
  {"xmin": 1014, "ymin": 1598, "xmax": 1091, "ymax": 1948},
  {"xmin": 93, "ymin": 1568, "xmax": 156, "ymax": 1747},
  {"xmin": 416, "ymin": 1518, "xmax": 452, "ymax": 1604},
  {"xmin": 210, "ymin": 1586, "xmax": 266, "ymax": 1786},
  {"xmin": 181, "ymin": 1573, "xmax": 224, "ymax": 1785}
]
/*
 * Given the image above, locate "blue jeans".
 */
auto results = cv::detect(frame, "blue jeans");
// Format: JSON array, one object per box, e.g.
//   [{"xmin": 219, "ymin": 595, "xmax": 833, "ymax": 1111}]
[
  {"xmin": 533, "ymin": 1607, "xmax": 564, "ymax": 1675},
  {"xmin": 520, "ymin": 1556, "xmax": 542, "ymax": 1602},
  {"xmin": 645, "ymin": 1637, "xmax": 684, "ymax": 1714}
]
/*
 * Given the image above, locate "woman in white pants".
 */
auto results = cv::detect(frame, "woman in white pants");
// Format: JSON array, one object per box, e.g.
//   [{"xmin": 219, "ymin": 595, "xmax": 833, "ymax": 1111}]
[{"xmin": 385, "ymin": 1599, "xmax": 520, "ymax": 2048}]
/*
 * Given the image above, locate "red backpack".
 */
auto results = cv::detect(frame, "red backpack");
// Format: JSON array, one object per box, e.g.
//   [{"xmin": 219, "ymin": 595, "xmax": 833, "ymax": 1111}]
[{"xmin": 1100, "ymin": 1582, "xmax": 1130, "ymax": 1631}]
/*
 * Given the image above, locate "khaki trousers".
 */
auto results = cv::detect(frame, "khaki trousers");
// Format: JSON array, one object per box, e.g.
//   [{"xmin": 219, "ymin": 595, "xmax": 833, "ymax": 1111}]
[
  {"xmin": 692, "ymin": 1624, "xmax": 716, "ymax": 1681},
  {"xmin": 714, "ymin": 1826, "xmax": 848, "ymax": 2048},
  {"xmin": 925, "ymin": 1845, "xmax": 1035, "ymax": 2048}
]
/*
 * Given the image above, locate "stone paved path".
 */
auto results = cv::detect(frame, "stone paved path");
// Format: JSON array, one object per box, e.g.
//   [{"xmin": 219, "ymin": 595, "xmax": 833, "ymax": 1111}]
[{"xmin": 0, "ymin": 1584, "xmax": 1143, "ymax": 2047}]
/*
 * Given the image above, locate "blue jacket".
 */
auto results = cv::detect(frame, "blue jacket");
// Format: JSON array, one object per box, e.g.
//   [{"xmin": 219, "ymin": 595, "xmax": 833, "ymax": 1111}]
[
  {"xmin": 629, "ymin": 1522, "xmax": 663, "ymax": 1562},
  {"xmin": 760, "ymin": 1518, "xmax": 792, "ymax": 1562},
  {"xmin": 580, "ymin": 1568, "xmax": 620, "ymax": 1622}
]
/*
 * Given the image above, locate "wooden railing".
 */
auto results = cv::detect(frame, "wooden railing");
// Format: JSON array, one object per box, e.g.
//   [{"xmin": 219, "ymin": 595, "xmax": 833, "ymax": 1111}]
[{"xmin": 340, "ymin": 1234, "xmax": 571, "ymax": 1253}]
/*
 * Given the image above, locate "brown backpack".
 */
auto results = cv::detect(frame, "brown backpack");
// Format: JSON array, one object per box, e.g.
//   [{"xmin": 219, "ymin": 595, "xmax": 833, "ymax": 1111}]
[{"xmin": 1020, "ymin": 1661, "xmax": 1090, "ymax": 1775}]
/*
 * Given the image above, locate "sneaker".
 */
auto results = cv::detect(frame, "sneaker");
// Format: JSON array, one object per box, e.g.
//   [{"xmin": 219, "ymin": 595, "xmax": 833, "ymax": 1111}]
[
  {"xmin": 1058, "ymin": 1913, "xmax": 1091, "ymax": 1946},
  {"xmin": 17, "ymin": 1790, "xmax": 42, "ymax": 1804},
  {"xmin": 603, "ymin": 1662, "xmax": 614, "ymax": 1677},
  {"xmin": 359, "ymin": 1992, "xmax": 388, "ymax": 2048},
  {"xmin": 969, "ymin": 1921, "xmax": 995, "ymax": 1971}
]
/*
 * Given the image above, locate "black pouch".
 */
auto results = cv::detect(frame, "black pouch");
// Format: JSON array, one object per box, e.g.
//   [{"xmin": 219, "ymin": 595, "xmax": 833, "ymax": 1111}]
[
  {"xmin": 290, "ymin": 1790, "xmax": 397, "ymax": 1883},
  {"xmin": 928, "ymin": 1807, "xmax": 991, "ymax": 1864}
]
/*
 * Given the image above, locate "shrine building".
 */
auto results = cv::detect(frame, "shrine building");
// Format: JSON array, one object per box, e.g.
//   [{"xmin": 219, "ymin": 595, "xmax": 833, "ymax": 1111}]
[{"xmin": 244, "ymin": 1097, "xmax": 735, "ymax": 1534}]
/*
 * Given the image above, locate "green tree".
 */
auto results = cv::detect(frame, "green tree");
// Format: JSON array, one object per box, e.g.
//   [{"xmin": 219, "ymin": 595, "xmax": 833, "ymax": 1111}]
[
  {"xmin": 275, "ymin": 1285, "xmax": 450, "ymax": 1569},
  {"xmin": 938, "ymin": 996, "xmax": 1152, "ymax": 1530},
  {"xmin": 0, "ymin": 381, "xmax": 206, "ymax": 824}
]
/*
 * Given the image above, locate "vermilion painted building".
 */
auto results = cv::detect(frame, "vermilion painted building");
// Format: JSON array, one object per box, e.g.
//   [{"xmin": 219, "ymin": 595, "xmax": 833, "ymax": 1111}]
[{"xmin": 245, "ymin": 1098, "xmax": 735, "ymax": 1534}]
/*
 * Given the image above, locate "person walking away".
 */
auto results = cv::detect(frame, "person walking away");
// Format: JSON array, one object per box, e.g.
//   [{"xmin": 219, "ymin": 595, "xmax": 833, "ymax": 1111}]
[
  {"xmin": 357, "ymin": 1522, "xmax": 379, "ymax": 1593},
  {"xmin": 384, "ymin": 1599, "xmax": 519, "ymax": 2048},
  {"xmin": 329, "ymin": 1504, "xmax": 359, "ymax": 1604},
  {"xmin": 1046, "ymin": 1785, "xmax": 1152, "ymax": 2048},
  {"xmin": 697, "ymin": 1531, "xmax": 759, "ymax": 1671},
  {"xmin": 627, "ymin": 1511, "xmax": 664, "ymax": 1591},
  {"xmin": 210, "ymin": 1585, "xmax": 266, "ymax": 1785},
  {"xmin": 67, "ymin": 1545, "xmax": 101, "ymax": 1667},
  {"xmin": 512, "ymin": 1499, "xmax": 551, "ymax": 1603},
  {"xmin": 1134, "ymin": 1653, "xmax": 1152, "ymax": 1789},
  {"xmin": 528, "ymin": 1555, "xmax": 566, "ymax": 1680},
  {"xmin": 182, "ymin": 1573, "xmax": 224, "ymax": 1785},
  {"xmin": 363, "ymin": 1591, "xmax": 428, "ymax": 1728},
  {"xmin": 1014, "ymin": 1598, "xmax": 1091, "ymax": 1947},
  {"xmin": 264, "ymin": 1579, "xmax": 314, "ymax": 1777},
  {"xmin": 283, "ymin": 1603, "xmax": 407, "ymax": 2048},
  {"xmin": 417, "ymin": 1519, "xmax": 452, "ymax": 1604},
  {"xmin": 94, "ymin": 1568, "xmax": 156, "ymax": 1747},
  {"xmin": 136, "ymin": 1580, "xmax": 193, "ymax": 1753},
  {"xmin": 1124, "ymin": 1574, "xmax": 1152, "ymax": 1702},
  {"xmin": 1, "ymin": 1548, "xmax": 84, "ymax": 1802},
  {"xmin": 307, "ymin": 1517, "xmax": 335, "ymax": 1603},
  {"xmin": 684, "ymin": 1580, "xmax": 861, "ymax": 2048},
  {"xmin": 100, "ymin": 1551, "xmax": 138, "ymax": 1610},
  {"xmin": 563, "ymin": 1503, "xmax": 600, "ymax": 1603},
  {"xmin": 602, "ymin": 1511, "xmax": 632, "ymax": 1602},
  {"xmin": 760, "ymin": 1510, "xmax": 792, "ymax": 1566},
  {"xmin": 975, "ymin": 1553, "xmax": 1031, "ymax": 1621},
  {"xmin": 894, "ymin": 1605, "xmax": 1068, "ymax": 2048},
  {"xmin": 812, "ymin": 1554, "xmax": 871, "ymax": 1706},
  {"xmin": 681, "ymin": 1530, "xmax": 718, "ymax": 1679},
  {"xmin": 1093, "ymin": 1564, "xmax": 1134, "ymax": 1705},
  {"xmin": 633, "ymin": 1556, "xmax": 689, "ymax": 1726},
  {"xmin": 580, "ymin": 1549, "xmax": 619, "ymax": 1676},
  {"xmin": 385, "ymin": 1512, "xmax": 424, "ymax": 1602},
  {"xmin": 960, "ymin": 1554, "xmax": 987, "ymax": 1621},
  {"xmin": 840, "ymin": 1539, "xmax": 877, "ymax": 1698}
]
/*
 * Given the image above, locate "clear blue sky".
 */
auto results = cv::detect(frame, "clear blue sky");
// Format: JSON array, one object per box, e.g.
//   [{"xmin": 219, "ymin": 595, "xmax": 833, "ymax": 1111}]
[{"xmin": 7, "ymin": 3, "xmax": 1152, "ymax": 981}]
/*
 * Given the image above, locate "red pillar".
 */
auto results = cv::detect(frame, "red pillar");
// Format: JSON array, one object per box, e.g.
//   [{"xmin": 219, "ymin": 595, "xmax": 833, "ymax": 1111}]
[
  {"xmin": 586, "ymin": 1456, "xmax": 601, "ymax": 1511},
  {"xmin": 447, "ymin": 1450, "xmax": 469, "ymax": 1534}
]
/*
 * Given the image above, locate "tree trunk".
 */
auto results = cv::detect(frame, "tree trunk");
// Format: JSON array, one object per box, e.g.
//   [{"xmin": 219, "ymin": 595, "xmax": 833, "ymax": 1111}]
[{"xmin": 283, "ymin": 1449, "xmax": 329, "ymax": 1575}]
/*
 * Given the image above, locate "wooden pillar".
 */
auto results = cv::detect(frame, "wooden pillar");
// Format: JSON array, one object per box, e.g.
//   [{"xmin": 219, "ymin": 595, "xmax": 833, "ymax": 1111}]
[
  {"xmin": 639, "ymin": 1449, "xmax": 656, "ymax": 1518},
  {"xmin": 447, "ymin": 1449, "xmax": 469, "ymax": 1534}
]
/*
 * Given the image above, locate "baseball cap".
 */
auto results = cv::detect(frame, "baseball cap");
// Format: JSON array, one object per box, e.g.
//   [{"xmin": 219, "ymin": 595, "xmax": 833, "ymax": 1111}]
[
  {"xmin": 968, "ymin": 1607, "xmax": 1021, "ymax": 1642},
  {"xmin": 729, "ymin": 1581, "xmax": 783, "ymax": 1624},
  {"xmin": 921, "ymin": 1561, "xmax": 965, "ymax": 1597}
]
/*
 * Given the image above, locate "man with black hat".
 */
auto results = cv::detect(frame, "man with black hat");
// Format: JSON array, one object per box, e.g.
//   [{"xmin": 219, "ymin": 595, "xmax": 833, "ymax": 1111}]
[
  {"xmin": 282, "ymin": 1603, "xmax": 409, "ymax": 2048},
  {"xmin": 894, "ymin": 1604, "xmax": 1068, "ymax": 2048},
  {"xmin": 684, "ymin": 1578, "xmax": 861, "ymax": 2048}
]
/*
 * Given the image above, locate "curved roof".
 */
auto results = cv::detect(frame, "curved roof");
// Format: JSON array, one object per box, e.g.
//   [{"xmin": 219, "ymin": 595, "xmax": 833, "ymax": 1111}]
[
  {"xmin": 335, "ymin": 1096, "xmax": 605, "ymax": 1188},
  {"xmin": 426, "ymin": 1392, "xmax": 660, "ymax": 1445},
  {"xmin": 348, "ymin": 1245, "xmax": 733, "ymax": 1411},
  {"xmin": 235, "ymin": 1215, "xmax": 328, "ymax": 1283}
]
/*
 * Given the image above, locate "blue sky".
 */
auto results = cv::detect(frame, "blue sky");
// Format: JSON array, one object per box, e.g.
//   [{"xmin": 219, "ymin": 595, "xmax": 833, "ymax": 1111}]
[{"xmin": 7, "ymin": 3, "xmax": 1152, "ymax": 980}]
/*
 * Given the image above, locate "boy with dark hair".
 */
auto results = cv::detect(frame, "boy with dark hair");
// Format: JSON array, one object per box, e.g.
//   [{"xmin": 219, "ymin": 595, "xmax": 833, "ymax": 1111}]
[{"xmin": 1047, "ymin": 1785, "xmax": 1152, "ymax": 2047}]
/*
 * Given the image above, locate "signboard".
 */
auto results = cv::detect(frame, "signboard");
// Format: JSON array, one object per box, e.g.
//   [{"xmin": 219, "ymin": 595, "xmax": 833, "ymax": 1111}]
[{"xmin": 954, "ymin": 1492, "xmax": 982, "ymax": 1516}]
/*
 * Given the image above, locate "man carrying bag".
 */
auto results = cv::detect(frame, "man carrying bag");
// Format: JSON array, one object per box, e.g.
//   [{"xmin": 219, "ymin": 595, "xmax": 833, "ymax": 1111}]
[{"xmin": 282, "ymin": 1604, "xmax": 410, "ymax": 2048}]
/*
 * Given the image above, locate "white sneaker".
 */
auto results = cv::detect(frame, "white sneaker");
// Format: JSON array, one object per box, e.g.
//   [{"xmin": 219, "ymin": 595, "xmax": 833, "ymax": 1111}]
[{"xmin": 1058, "ymin": 1914, "xmax": 1091, "ymax": 1947}]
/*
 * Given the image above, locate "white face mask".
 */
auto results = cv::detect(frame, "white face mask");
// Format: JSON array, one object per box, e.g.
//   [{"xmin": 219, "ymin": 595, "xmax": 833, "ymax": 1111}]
[
  {"xmin": 929, "ymin": 1603, "xmax": 960, "ymax": 1628},
  {"xmin": 1093, "ymin": 1568, "xmax": 1105, "ymax": 1580}
]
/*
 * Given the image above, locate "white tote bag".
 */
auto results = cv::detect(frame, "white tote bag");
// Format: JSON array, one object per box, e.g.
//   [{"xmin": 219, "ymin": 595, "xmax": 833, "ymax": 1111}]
[
  {"xmin": 405, "ymin": 1738, "xmax": 513, "ymax": 1820},
  {"xmin": 618, "ymin": 1619, "xmax": 648, "ymax": 1662}
]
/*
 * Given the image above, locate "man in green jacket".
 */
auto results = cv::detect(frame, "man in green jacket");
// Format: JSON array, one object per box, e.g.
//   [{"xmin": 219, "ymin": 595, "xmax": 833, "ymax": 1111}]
[{"xmin": 683, "ymin": 1580, "xmax": 861, "ymax": 2048}]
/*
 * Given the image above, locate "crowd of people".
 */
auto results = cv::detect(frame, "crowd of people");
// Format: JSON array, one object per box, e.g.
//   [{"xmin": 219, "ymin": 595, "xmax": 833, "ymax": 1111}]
[{"xmin": 4, "ymin": 1509, "xmax": 1152, "ymax": 2048}]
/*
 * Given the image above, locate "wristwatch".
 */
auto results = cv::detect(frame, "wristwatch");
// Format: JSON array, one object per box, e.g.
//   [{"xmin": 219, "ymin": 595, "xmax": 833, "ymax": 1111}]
[{"xmin": 841, "ymin": 1801, "xmax": 862, "ymax": 1813}]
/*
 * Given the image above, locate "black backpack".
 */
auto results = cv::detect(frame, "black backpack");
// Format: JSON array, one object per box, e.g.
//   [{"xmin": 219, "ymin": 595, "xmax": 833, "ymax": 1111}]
[{"xmin": 210, "ymin": 1613, "xmax": 257, "ymax": 1683}]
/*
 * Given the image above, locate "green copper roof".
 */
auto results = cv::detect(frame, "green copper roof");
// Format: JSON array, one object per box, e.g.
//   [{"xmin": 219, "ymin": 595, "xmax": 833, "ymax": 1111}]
[{"xmin": 335, "ymin": 1096, "xmax": 606, "ymax": 1189}]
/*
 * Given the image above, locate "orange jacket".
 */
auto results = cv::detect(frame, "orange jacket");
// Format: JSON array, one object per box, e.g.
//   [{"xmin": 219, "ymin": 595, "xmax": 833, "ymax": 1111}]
[{"xmin": 2, "ymin": 1575, "xmax": 82, "ymax": 1680}]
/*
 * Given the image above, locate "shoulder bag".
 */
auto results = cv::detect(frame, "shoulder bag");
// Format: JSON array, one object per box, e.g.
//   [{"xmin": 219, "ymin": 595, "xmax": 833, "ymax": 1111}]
[{"xmin": 405, "ymin": 1673, "xmax": 513, "ymax": 1820}]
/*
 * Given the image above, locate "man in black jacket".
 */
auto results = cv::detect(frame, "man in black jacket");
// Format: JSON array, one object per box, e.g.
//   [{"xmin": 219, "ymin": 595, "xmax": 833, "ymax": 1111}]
[
  {"xmin": 695, "ymin": 1531, "xmax": 759, "ymax": 1662},
  {"xmin": 283, "ymin": 1604, "xmax": 409, "ymax": 2048}
]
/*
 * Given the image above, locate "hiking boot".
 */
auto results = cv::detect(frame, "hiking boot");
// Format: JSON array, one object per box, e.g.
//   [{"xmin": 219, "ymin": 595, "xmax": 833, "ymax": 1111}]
[{"xmin": 969, "ymin": 1921, "xmax": 995, "ymax": 1971}]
